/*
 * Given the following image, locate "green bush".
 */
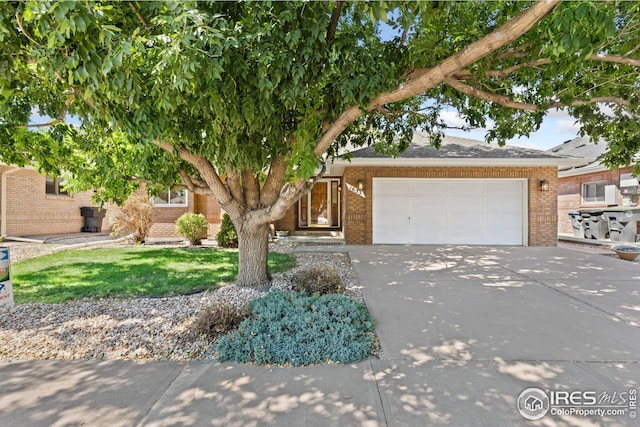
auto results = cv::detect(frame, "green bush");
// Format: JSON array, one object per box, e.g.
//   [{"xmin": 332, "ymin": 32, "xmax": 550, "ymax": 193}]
[
  {"xmin": 216, "ymin": 213, "xmax": 238, "ymax": 248},
  {"xmin": 193, "ymin": 302, "xmax": 250, "ymax": 339},
  {"xmin": 215, "ymin": 290, "xmax": 375, "ymax": 366},
  {"xmin": 293, "ymin": 264, "xmax": 343, "ymax": 295},
  {"xmin": 176, "ymin": 213, "xmax": 209, "ymax": 245}
]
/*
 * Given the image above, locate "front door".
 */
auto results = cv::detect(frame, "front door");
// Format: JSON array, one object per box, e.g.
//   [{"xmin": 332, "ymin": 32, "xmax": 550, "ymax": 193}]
[{"xmin": 298, "ymin": 179, "xmax": 341, "ymax": 228}]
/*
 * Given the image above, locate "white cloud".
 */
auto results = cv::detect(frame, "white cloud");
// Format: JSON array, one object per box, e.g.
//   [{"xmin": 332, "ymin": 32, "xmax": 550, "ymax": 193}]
[
  {"xmin": 557, "ymin": 119, "xmax": 580, "ymax": 133},
  {"xmin": 438, "ymin": 110, "xmax": 493, "ymax": 131},
  {"xmin": 439, "ymin": 110, "xmax": 468, "ymax": 128}
]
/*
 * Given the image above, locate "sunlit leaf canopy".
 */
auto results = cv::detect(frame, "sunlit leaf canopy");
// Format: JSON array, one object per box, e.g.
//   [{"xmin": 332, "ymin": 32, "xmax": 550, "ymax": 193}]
[{"xmin": 1, "ymin": 0, "xmax": 639, "ymax": 206}]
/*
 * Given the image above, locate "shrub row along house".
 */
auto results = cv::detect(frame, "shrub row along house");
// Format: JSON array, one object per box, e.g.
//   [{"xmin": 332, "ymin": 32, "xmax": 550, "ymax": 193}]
[{"xmin": 5, "ymin": 133, "xmax": 618, "ymax": 245}]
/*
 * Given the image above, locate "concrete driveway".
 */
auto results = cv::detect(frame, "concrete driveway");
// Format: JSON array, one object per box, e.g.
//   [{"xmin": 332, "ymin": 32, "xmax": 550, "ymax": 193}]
[
  {"xmin": 1, "ymin": 245, "xmax": 638, "ymax": 426},
  {"xmin": 349, "ymin": 245, "xmax": 640, "ymax": 426}
]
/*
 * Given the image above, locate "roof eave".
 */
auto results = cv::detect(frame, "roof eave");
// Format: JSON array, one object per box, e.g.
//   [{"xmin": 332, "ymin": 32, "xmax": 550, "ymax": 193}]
[{"xmin": 333, "ymin": 157, "xmax": 591, "ymax": 168}]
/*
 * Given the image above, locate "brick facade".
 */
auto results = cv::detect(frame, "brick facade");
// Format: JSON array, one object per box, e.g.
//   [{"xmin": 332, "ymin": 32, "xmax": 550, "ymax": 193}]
[
  {"xmin": 557, "ymin": 166, "xmax": 635, "ymax": 234},
  {"xmin": 1, "ymin": 166, "xmax": 222, "ymax": 239},
  {"xmin": 115, "ymin": 190, "xmax": 222, "ymax": 239},
  {"xmin": 0, "ymin": 166, "xmax": 110, "ymax": 236},
  {"xmin": 276, "ymin": 165, "xmax": 559, "ymax": 246},
  {"xmin": 273, "ymin": 203, "xmax": 297, "ymax": 233},
  {"xmin": 342, "ymin": 166, "xmax": 558, "ymax": 246}
]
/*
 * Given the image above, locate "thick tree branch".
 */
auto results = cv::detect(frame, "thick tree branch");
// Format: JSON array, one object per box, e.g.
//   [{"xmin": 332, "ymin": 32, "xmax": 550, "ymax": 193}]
[
  {"xmin": 247, "ymin": 163, "xmax": 327, "ymax": 227},
  {"xmin": 454, "ymin": 53, "xmax": 639, "ymax": 81},
  {"xmin": 313, "ymin": 0, "xmax": 561, "ymax": 157},
  {"xmin": 225, "ymin": 166, "xmax": 244, "ymax": 208},
  {"xmin": 445, "ymin": 77, "xmax": 632, "ymax": 111},
  {"xmin": 242, "ymin": 168, "xmax": 260, "ymax": 210},
  {"xmin": 373, "ymin": 0, "xmax": 560, "ymax": 107},
  {"xmin": 152, "ymin": 140, "xmax": 239, "ymax": 212},
  {"xmin": 589, "ymin": 53, "xmax": 640, "ymax": 67},
  {"xmin": 128, "ymin": 1, "xmax": 148, "ymax": 26},
  {"xmin": 445, "ymin": 77, "xmax": 539, "ymax": 111},
  {"xmin": 400, "ymin": 28, "xmax": 407, "ymax": 46},
  {"xmin": 567, "ymin": 96, "xmax": 632, "ymax": 108},
  {"xmin": 326, "ymin": 1, "xmax": 343, "ymax": 48},
  {"xmin": 313, "ymin": 106, "xmax": 362, "ymax": 156},
  {"xmin": 15, "ymin": 12, "xmax": 40, "ymax": 46},
  {"xmin": 259, "ymin": 155, "xmax": 287, "ymax": 207},
  {"xmin": 177, "ymin": 169, "xmax": 213, "ymax": 195}
]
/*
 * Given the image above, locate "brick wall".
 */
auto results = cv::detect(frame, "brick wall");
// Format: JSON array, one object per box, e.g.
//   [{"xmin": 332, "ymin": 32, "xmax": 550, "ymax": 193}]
[
  {"xmin": 0, "ymin": 168, "xmax": 222, "ymax": 239},
  {"xmin": 273, "ymin": 203, "xmax": 297, "ymax": 233},
  {"xmin": 1, "ymin": 167, "xmax": 110, "ymax": 236},
  {"xmin": 145, "ymin": 190, "xmax": 222, "ymax": 238},
  {"xmin": 342, "ymin": 166, "xmax": 559, "ymax": 246},
  {"xmin": 557, "ymin": 166, "xmax": 635, "ymax": 234}
]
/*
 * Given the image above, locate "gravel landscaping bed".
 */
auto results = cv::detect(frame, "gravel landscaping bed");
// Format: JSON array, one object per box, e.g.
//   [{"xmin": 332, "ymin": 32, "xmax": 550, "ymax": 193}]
[{"xmin": 0, "ymin": 243, "xmax": 367, "ymax": 361}]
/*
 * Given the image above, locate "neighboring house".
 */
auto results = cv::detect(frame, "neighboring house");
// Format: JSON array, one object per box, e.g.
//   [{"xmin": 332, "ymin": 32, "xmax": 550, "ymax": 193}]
[
  {"xmin": 550, "ymin": 137, "xmax": 638, "ymax": 235},
  {"xmin": 0, "ymin": 164, "xmax": 222, "ymax": 239},
  {"xmin": 146, "ymin": 188, "xmax": 222, "ymax": 238},
  {"xmin": 0, "ymin": 164, "xmax": 105, "ymax": 237},
  {"xmin": 274, "ymin": 133, "xmax": 583, "ymax": 246}
]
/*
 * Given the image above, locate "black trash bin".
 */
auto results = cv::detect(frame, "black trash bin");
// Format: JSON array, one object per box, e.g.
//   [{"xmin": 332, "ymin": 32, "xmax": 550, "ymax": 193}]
[
  {"xmin": 604, "ymin": 207, "xmax": 640, "ymax": 242},
  {"xmin": 568, "ymin": 212, "xmax": 584, "ymax": 238},
  {"xmin": 80, "ymin": 207, "xmax": 107, "ymax": 233}
]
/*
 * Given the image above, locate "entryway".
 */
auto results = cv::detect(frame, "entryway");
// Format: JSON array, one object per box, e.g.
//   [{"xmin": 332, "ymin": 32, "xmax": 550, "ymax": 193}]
[{"xmin": 298, "ymin": 178, "xmax": 341, "ymax": 229}]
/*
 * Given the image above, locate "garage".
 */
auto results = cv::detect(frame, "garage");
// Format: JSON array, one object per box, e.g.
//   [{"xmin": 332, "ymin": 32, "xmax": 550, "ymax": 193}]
[{"xmin": 372, "ymin": 178, "xmax": 527, "ymax": 245}]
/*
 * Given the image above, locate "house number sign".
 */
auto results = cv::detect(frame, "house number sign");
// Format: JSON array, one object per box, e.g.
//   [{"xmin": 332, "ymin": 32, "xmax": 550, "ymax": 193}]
[{"xmin": 346, "ymin": 183, "xmax": 366, "ymax": 198}]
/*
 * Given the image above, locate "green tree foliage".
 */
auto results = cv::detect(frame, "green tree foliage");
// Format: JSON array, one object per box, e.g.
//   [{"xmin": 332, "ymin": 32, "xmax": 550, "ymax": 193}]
[{"xmin": 1, "ymin": 1, "xmax": 639, "ymax": 284}]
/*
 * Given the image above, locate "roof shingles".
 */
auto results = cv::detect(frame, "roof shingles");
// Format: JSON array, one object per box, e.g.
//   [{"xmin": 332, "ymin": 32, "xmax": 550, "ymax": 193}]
[{"xmin": 348, "ymin": 132, "xmax": 567, "ymax": 160}]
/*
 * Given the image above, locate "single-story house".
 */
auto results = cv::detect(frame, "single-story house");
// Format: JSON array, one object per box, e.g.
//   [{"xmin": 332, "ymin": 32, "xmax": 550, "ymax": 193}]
[
  {"xmin": 550, "ymin": 137, "xmax": 639, "ymax": 236},
  {"xmin": 274, "ymin": 133, "xmax": 585, "ymax": 246},
  {"xmin": 0, "ymin": 164, "xmax": 222, "ymax": 239}
]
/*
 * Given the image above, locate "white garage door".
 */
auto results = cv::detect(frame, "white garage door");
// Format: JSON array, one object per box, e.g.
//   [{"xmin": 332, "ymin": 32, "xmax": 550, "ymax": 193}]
[{"xmin": 372, "ymin": 178, "xmax": 527, "ymax": 245}]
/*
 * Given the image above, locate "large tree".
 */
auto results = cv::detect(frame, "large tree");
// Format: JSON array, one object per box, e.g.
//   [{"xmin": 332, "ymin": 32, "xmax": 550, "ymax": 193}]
[{"xmin": 1, "ymin": 1, "xmax": 639, "ymax": 286}]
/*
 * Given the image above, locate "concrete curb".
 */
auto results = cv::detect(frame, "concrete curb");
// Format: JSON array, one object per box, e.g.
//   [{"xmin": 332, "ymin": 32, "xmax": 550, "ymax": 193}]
[{"xmin": 51, "ymin": 234, "xmax": 133, "ymax": 252}]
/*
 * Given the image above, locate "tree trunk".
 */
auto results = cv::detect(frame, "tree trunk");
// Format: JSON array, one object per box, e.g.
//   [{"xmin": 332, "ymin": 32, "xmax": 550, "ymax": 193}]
[{"xmin": 236, "ymin": 221, "xmax": 271, "ymax": 288}]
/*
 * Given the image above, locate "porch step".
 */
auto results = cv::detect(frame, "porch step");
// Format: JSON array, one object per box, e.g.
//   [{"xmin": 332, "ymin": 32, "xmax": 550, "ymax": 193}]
[
  {"xmin": 275, "ymin": 234, "xmax": 345, "ymax": 246},
  {"xmin": 292, "ymin": 230, "xmax": 343, "ymax": 238}
]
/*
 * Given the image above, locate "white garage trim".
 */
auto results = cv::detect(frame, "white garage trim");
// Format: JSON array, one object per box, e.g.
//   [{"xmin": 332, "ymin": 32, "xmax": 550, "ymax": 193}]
[{"xmin": 372, "ymin": 178, "xmax": 528, "ymax": 245}]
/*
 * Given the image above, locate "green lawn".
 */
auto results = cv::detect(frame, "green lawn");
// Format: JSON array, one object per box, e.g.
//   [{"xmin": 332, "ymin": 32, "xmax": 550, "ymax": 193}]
[{"xmin": 12, "ymin": 247, "xmax": 296, "ymax": 304}]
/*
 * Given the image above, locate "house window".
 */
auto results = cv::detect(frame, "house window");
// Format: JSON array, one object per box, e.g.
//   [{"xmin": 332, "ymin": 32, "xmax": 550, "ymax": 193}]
[
  {"xmin": 153, "ymin": 189, "xmax": 188, "ymax": 207},
  {"xmin": 582, "ymin": 181, "xmax": 606, "ymax": 203},
  {"xmin": 45, "ymin": 176, "xmax": 69, "ymax": 196}
]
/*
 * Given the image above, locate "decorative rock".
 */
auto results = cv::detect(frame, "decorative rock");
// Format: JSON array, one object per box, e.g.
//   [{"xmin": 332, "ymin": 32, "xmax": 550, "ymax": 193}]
[{"xmin": 0, "ymin": 243, "xmax": 367, "ymax": 361}]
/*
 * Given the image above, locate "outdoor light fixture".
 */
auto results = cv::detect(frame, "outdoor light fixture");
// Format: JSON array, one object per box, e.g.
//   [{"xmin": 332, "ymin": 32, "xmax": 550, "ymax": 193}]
[
  {"xmin": 357, "ymin": 179, "xmax": 364, "ymax": 191},
  {"xmin": 539, "ymin": 179, "xmax": 550, "ymax": 192}
]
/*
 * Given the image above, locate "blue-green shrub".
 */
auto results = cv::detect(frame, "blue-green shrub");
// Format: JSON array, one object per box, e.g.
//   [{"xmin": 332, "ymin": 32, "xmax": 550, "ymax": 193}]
[{"xmin": 215, "ymin": 290, "xmax": 375, "ymax": 366}]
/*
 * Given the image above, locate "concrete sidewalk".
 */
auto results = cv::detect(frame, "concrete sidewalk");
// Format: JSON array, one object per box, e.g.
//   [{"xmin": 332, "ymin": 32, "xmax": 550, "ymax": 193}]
[{"xmin": 1, "ymin": 246, "xmax": 639, "ymax": 426}]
